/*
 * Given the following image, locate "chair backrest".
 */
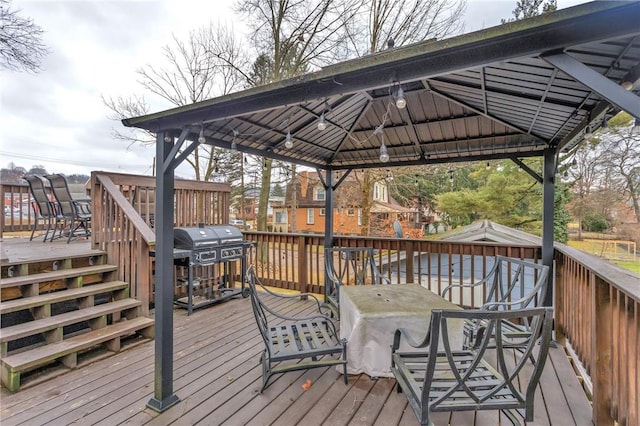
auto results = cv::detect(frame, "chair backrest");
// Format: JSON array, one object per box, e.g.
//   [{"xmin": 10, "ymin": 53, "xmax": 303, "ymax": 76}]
[
  {"xmin": 483, "ymin": 256, "xmax": 549, "ymax": 310},
  {"xmin": 45, "ymin": 174, "xmax": 76, "ymax": 219},
  {"xmin": 326, "ymin": 247, "xmax": 389, "ymax": 287},
  {"xmin": 423, "ymin": 306, "xmax": 553, "ymax": 415},
  {"xmin": 246, "ymin": 265, "xmax": 274, "ymax": 350},
  {"xmin": 324, "ymin": 247, "xmax": 390, "ymax": 316},
  {"xmin": 23, "ymin": 175, "xmax": 53, "ymax": 218}
]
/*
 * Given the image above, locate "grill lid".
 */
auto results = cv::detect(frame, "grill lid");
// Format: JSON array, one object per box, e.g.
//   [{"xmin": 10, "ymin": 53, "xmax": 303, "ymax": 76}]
[
  {"xmin": 174, "ymin": 226, "xmax": 220, "ymax": 249},
  {"xmin": 174, "ymin": 224, "xmax": 244, "ymax": 250}
]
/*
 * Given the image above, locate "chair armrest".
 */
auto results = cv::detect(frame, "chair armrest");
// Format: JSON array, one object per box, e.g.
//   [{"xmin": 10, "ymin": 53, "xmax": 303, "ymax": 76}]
[
  {"xmin": 252, "ymin": 274, "xmax": 325, "ymax": 314},
  {"xmin": 441, "ymin": 278, "xmax": 489, "ymax": 298},
  {"xmin": 392, "ymin": 327, "xmax": 431, "ymax": 353},
  {"xmin": 72, "ymin": 199, "xmax": 92, "ymax": 215}
]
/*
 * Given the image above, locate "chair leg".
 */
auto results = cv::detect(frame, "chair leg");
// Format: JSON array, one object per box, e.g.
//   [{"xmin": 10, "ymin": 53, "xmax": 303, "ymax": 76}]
[{"xmin": 260, "ymin": 350, "xmax": 271, "ymax": 394}]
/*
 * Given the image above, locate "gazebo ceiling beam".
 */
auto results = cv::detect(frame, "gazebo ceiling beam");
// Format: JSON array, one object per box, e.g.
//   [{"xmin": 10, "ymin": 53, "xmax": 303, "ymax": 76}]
[
  {"xmin": 424, "ymin": 80, "xmax": 549, "ymax": 143},
  {"xmin": 542, "ymin": 52, "xmax": 640, "ymax": 119}
]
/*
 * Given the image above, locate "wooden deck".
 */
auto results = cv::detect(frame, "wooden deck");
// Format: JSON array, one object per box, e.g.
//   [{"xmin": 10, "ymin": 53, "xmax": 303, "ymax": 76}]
[{"xmin": 0, "ymin": 288, "xmax": 593, "ymax": 426}]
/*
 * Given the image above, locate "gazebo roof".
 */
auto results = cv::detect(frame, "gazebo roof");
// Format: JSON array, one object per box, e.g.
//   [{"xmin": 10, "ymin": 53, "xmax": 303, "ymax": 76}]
[{"xmin": 123, "ymin": 1, "xmax": 640, "ymax": 171}]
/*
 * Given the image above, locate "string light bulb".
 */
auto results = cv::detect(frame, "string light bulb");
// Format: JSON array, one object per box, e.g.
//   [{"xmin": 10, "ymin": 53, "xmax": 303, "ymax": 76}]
[
  {"xmin": 584, "ymin": 126, "xmax": 593, "ymax": 139},
  {"xmin": 486, "ymin": 162, "xmax": 490, "ymax": 170},
  {"xmin": 317, "ymin": 113, "xmax": 327, "ymax": 131},
  {"xmin": 198, "ymin": 126, "xmax": 206, "ymax": 144},
  {"xmin": 395, "ymin": 87, "xmax": 406, "ymax": 109},
  {"xmin": 284, "ymin": 131, "xmax": 293, "ymax": 149},
  {"xmin": 164, "ymin": 135, "xmax": 172, "ymax": 143},
  {"xmin": 231, "ymin": 130, "xmax": 238, "ymax": 150},
  {"xmin": 379, "ymin": 142, "xmax": 390, "ymax": 163},
  {"xmin": 571, "ymin": 158, "xmax": 577, "ymax": 169},
  {"xmin": 448, "ymin": 170, "xmax": 454, "ymax": 183}
]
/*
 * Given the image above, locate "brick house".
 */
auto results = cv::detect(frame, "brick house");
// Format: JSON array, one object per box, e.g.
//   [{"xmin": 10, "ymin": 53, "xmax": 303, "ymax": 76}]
[{"xmin": 285, "ymin": 171, "xmax": 412, "ymax": 236}]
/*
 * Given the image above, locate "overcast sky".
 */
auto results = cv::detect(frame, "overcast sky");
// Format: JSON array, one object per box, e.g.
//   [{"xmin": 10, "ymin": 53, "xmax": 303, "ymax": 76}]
[{"xmin": 1, "ymin": 0, "xmax": 587, "ymax": 178}]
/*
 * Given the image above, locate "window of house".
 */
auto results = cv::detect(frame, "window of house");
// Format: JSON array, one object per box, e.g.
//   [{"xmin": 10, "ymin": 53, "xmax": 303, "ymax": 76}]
[
  {"xmin": 358, "ymin": 208, "xmax": 362, "ymax": 226},
  {"xmin": 307, "ymin": 208, "xmax": 314, "ymax": 224},
  {"xmin": 314, "ymin": 186, "xmax": 326, "ymax": 201},
  {"xmin": 347, "ymin": 208, "xmax": 355, "ymax": 216},
  {"xmin": 275, "ymin": 211, "xmax": 286, "ymax": 223},
  {"xmin": 320, "ymin": 208, "xmax": 325, "ymax": 216}
]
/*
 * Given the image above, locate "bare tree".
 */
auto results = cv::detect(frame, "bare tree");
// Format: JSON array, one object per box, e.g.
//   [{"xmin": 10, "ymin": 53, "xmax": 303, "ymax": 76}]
[
  {"xmin": 502, "ymin": 0, "xmax": 557, "ymax": 23},
  {"xmin": 235, "ymin": 0, "xmax": 361, "ymax": 231},
  {"xmin": 596, "ymin": 115, "xmax": 640, "ymax": 223},
  {"xmin": 342, "ymin": 0, "xmax": 466, "ymax": 236},
  {"xmin": 0, "ymin": 0, "xmax": 49, "ymax": 72},
  {"xmin": 342, "ymin": 0, "xmax": 466, "ymax": 56},
  {"xmin": 103, "ymin": 22, "xmax": 248, "ymax": 181}
]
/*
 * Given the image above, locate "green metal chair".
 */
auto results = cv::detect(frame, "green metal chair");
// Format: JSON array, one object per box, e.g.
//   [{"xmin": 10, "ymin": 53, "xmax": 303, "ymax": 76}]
[
  {"xmin": 246, "ymin": 265, "xmax": 348, "ymax": 393},
  {"xmin": 392, "ymin": 307, "xmax": 554, "ymax": 426},
  {"xmin": 324, "ymin": 247, "xmax": 390, "ymax": 318}
]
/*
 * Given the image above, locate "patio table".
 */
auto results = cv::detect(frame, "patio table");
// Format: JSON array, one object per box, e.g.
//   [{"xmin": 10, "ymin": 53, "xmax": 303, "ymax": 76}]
[{"xmin": 339, "ymin": 284, "xmax": 464, "ymax": 378}]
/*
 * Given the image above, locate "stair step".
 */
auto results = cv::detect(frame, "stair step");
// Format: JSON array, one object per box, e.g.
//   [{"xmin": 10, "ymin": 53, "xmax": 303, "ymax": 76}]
[
  {"xmin": 0, "ymin": 281, "xmax": 129, "ymax": 315},
  {"xmin": 0, "ymin": 299, "xmax": 142, "ymax": 344},
  {"xmin": 1, "ymin": 316, "xmax": 154, "ymax": 391},
  {"xmin": 0, "ymin": 264, "xmax": 117, "ymax": 289}
]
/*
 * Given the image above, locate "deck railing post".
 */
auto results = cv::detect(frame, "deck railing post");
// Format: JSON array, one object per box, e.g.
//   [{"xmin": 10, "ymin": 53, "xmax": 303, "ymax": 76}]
[
  {"xmin": 592, "ymin": 274, "xmax": 615, "ymax": 425},
  {"xmin": 297, "ymin": 234, "xmax": 308, "ymax": 293},
  {"xmin": 405, "ymin": 240, "xmax": 414, "ymax": 283}
]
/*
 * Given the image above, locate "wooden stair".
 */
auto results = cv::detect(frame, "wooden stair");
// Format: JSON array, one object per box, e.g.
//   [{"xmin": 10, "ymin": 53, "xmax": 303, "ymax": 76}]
[{"xmin": 0, "ymin": 249, "xmax": 154, "ymax": 392}]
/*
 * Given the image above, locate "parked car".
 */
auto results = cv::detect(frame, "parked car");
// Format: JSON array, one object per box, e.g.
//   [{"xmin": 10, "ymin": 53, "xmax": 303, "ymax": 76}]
[{"xmin": 230, "ymin": 219, "xmax": 244, "ymax": 227}]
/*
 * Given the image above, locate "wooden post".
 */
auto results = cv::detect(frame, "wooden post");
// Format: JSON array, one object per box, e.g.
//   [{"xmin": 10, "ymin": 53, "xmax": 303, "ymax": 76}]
[
  {"xmin": 297, "ymin": 235, "xmax": 308, "ymax": 293},
  {"xmin": 405, "ymin": 240, "xmax": 414, "ymax": 284},
  {"xmin": 554, "ymin": 253, "xmax": 566, "ymax": 345},
  {"xmin": 592, "ymin": 275, "xmax": 614, "ymax": 424}
]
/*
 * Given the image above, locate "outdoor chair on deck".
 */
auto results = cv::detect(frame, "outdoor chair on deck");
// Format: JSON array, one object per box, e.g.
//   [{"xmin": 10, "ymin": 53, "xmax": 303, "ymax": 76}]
[
  {"xmin": 23, "ymin": 175, "xmax": 64, "ymax": 242},
  {"xmin": 324, "ymin": 247, "xmax": 390, "ymax": 318},
  {"xmin": 246, "ymin": 265, "xmax": 347, "ymax": 393},
  {"xmin": 45, "ymin": 174, "xmax": 91, "ymax": 243},
  {"xmin": 441, "ymin": 256, "xmax": 550, "ymax": 354},
  {"xmin": 391, "ymin": 306, "xmax": 554, "ymax": 426}
]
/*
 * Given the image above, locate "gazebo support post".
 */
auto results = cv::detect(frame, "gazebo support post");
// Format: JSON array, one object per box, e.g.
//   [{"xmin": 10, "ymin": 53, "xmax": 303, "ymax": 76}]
[
  {"xmin": 147, "ymin": 132, "xmax": 180, "ymax": 412},
  {"xmin": 541, "ymin": 147, "xmax": 556, "ymax": 308},
  {"xmin": 323, "ymin": 169, "xmax": 334, "ymax": 304}
]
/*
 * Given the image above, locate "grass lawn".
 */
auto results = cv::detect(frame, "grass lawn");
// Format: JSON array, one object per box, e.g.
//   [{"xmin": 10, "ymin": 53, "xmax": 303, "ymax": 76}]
[{"xmin": 611, "ymin": 260, "xmax": 640, "ymax": 274}]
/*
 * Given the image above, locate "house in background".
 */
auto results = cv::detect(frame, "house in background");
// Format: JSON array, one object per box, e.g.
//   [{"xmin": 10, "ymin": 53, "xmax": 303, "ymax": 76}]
[{"xmin": 285, "ymin": 171, "xmax": 412, "ymax": 236}]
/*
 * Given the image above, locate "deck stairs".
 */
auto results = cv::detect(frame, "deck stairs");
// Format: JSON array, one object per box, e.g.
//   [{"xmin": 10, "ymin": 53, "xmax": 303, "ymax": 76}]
[{"xmin": 0, "ymin": 249, "xmax": 154, "ymax": 392}]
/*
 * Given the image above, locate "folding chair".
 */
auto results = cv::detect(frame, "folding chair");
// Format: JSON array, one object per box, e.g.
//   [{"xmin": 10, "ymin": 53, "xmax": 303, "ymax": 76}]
[
  {"xmin": 23, "ymin": 175, "xmax": 64, "ymax": 242},
  {"xmin": 44, "ymin": 174, "xmax": 91, "ymax": 243}
]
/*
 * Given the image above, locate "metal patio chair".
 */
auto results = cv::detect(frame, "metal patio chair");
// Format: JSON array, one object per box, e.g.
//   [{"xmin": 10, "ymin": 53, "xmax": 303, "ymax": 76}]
[
  {"xmin": 324, "ymin": 247, "xmax": 391, "ymax": 318},
  {"xmin": 391, "ymin": 306, "xmax": 554, "ymax": 426},
  {"xmin": 246, "ymin": 265, "xmax": 348, "ymax": 393},
  {"xmin": 44, "ymin": 174, "xmax": 91, "ymax": 243},
  {"xmin": 23, "ymin": 175, "xmax": 64, "ymax": 242},
  {"xmin": 441, "ymin": 256, "xmax": 550, "ymax": 355}
]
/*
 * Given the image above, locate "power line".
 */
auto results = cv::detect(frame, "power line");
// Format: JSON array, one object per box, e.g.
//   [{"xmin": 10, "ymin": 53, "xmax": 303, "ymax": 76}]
[{"xmin": 0, "ymin": 151, "xmax": 151, "ymax": 170}]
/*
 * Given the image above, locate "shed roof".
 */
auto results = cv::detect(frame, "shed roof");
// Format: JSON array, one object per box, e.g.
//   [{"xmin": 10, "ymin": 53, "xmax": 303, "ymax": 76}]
[{"xmin": 123, "ymin": 1, "xmax": 640, "ymax": 171}]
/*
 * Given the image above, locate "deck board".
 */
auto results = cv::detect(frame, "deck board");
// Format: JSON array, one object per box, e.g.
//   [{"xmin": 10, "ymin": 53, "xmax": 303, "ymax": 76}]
[{"xmin": 0, "ymin": 293, "xmax": 593, "ymax": 425}]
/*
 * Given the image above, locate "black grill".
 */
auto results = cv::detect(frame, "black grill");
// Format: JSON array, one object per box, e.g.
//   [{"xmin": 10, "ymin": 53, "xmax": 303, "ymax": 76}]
[
  {"xmin": 173, "ymin": 224, "xmax": 252, "ymax": 314},
  {"xmin": 174, "ymin": 224, "xmax": 250, "ymax": 265}
]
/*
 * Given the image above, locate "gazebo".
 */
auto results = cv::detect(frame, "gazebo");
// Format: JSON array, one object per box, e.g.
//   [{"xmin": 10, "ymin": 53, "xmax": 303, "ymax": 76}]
[{"xmin": 123, "ymin": 1, "xmax": 640, "ymax": 412}]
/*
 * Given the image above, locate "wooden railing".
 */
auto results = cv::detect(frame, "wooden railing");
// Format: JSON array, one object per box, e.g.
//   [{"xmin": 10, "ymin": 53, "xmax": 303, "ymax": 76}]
[
  {"xmin": 244, "ymin": 231, "xmax": 541, "ymax": 297},
  {"xmin": 554, "ymin": 244, "xmax": 640, "ymax": 426},
  {"xmin": 0, "ymin": 182, "xmax": 40, "ymax": 236},
  {"xmin": 90, "ymin": 171, "xmax": 231, "ymax": 313}
]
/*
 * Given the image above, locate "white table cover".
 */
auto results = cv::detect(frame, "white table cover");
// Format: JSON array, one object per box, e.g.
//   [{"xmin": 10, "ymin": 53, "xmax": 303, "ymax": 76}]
[{"xmin": 339, "ymin": 284, "xmax": 464, "ymax": 378}]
